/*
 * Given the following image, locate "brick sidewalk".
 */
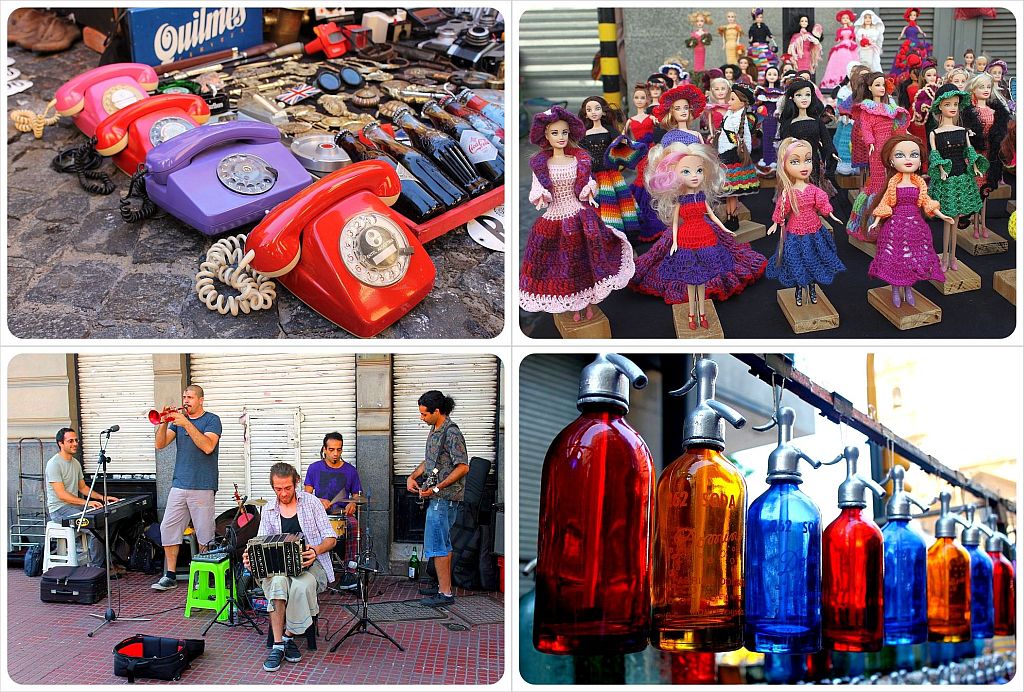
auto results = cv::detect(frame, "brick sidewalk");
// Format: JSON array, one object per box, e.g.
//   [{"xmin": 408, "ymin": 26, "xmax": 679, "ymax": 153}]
[{"xmin": 5, "ymin": 568, "xmax": 504, "ymax": 685}]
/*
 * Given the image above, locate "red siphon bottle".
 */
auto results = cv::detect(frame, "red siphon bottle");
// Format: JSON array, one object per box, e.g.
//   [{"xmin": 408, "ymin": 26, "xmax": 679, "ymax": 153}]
[
  {"xmin": 926, "ymin": 492, "xmax": 972, "ymax": 642},
  {"xmin": 651, "ymin": 357, "xmax": 748, "ymax": 652},
  {"xmin": 986, "ymin": 515, "xmax": 1017, "ymax": 636},
  {"xmin": 821, "ymin": 446, "xmax": 887, "ymax": 652},
  {"xmin": 533, "ymin": 354, "xmax": 655, "ymax": 655}
]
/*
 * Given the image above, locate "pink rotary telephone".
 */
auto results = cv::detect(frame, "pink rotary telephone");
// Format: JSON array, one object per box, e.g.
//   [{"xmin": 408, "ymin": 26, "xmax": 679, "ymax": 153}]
[{"xmin": 55, "ymin": 63, "xmax": 159, "ymax": 137}]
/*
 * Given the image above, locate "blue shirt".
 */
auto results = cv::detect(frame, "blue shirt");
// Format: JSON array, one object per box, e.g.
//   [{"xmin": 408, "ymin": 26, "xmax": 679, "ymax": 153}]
[{"xmin": 169, "ymin": 411, "xmax": 222, "ymax": 490}]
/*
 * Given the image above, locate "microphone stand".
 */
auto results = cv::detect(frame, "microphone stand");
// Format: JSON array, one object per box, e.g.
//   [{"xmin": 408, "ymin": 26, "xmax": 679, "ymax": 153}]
[{"xmin": 88, "ymin": 429, "xmax": 149, "ymax": 637}]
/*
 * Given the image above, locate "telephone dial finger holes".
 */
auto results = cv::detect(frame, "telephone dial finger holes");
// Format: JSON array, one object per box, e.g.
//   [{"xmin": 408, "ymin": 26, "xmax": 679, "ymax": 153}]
[
  {"xmin": 216, "ymin": 153, "xmax": 278, "ymax": 195},
  {"xmin": 340, "ymin": 212, "xmax": 413, "ymax": 287},
  {"xmin": 149, "ymin": 117, "xmax": 196, "ymax": 146}
]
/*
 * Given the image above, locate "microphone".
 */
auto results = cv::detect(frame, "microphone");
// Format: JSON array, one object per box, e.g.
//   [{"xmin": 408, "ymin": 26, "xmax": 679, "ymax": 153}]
[{"xmin": 101, "ymin": 425, "xmax": 120, "ymax": 434}]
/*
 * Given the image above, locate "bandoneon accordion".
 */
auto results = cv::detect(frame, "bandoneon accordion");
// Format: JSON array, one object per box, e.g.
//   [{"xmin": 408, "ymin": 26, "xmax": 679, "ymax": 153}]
[{"xmin": 246, "ymin": 533, "xmax": 306, "ymax": 580}]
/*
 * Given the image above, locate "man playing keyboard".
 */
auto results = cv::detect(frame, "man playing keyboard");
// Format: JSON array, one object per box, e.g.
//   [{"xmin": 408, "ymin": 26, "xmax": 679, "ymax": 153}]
[{"xmin": 45, "ymin": 427, "xmax": 125, "ymax": 577}]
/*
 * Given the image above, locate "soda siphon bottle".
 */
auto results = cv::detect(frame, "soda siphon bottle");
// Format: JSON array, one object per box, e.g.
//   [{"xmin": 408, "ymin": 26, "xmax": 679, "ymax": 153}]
[
  {"xmin": 881, "ymin": 466, "xmax": 930, "ymax": 645},
  {"xmin": 927, "ymin": 492, "xmax": 972, "ymax": 643},
  {"xmin": 960, "ymin": 506, "xmax": 995, "ymax": 640}
]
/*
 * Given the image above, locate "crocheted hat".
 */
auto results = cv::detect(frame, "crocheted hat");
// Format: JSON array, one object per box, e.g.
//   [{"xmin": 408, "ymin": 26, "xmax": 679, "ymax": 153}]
[
  {"xmin": 928, "ymin": 83, "xmax": 971, "ymax": 116},
  {"xmin": 836, "ymin": 9, "xmax": 856, "ymax": 24},
  {"xmin": 660, "ymin": 62, "xmax": 684, "ymax": 76},
  {"xmin": 903, "ymin": 8, "xmax": 921, "ymax": 22},
  {"xmin": 529, "ymin": 105, "xmax": 585, "ymax": 147},
  {"xmin": 730, "ymin": 83, "xmax": 755, "ymax": 105},
  {"xmin": 653, "ymin": 84, "xmax": 706, "ymax": 120}
]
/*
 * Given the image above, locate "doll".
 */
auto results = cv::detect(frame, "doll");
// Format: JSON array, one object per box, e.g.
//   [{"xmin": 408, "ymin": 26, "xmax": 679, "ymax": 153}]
[
  {"xmin": 626, "ymin": 84, "xmax": 655, "ymax": 143},
  {"xmin": 735, "ymin": 56, "xmax": 759, "ymax": 86},
  {"xmin": 645, "ymin": 74, "xmax": 671, "ymax": 117},
  {"xmin": 632, "ymin": 85, "xmax": 707, "ymax": 242},
  {"xmin": 630, "ymin": 142, "xmax": 735, "ymax": 329},
  {"xmin": 756, "ymin": 64, "xmax": 785, "ymax": 171},
  {"xmin": 974, "ymin": 55, "xmax": 989, "ymax": 73},
  {"xmin": 778, "ymin": 79, "xmax": 840, "ymax": 195},
  {"xmin": 747, "ymin": 9, "xmax": 777, "ymax": 81},
  {"xmin": 721, "ymin": 64, "xmax": 742, "ymax": 84},
  {"xmin": 854, "ymin": 11, "xmax": 885, "ymax": 73},
  {"xmin": 962, "ymin": 72, "xmax": 1010, "ymax": 198},
  {"xmin": 715, "ymin": 83, "xmax": 760, "ymax": 229},
  {"xmin": 848, "ymin": 71, "xmax": 909, "ymax": 239},
  {"xmin": 661, "ymin": 62, "xmax": 686, "ymax": 88},
  {"xmin": 579, "ymin": 96, "xmax": 641, "ymax": 236},
  {"xmin": 963, "ymin": 49, "xmax": 976, "ymax": 74},
  {"xmin": 942, "ymin": 56, "xmax": 956, "ymax": 78},
  {"xmin": 892, "ymin": 9, "xmax": 933, "ymax": 76},
  {"xmin": 895, "ymin": 57, "xmax": 923, "ymax": 111},
  {"xmin": 866, "ymin": 134, "xmax": 951, "ymax": 307},
  {"xmin": 946, "ymin": 67, "xmax": 969, "ymax": 91},
  {"xmin": 687, "ymin": 12, "xmax": 714, "ymax": 73},
  {"xmin": 926, "ymin": 84, "xmax": 988, "ymax": 267},
  {"xmin": 766, "ymin": 138, "xmax": 846, "ymax": 305},
  {"xmin": 987, "ymin": 60, "xmax": 1012, "ymax": 107},
  {"xmin": 909, "ymin": 63, "xmax": 939, "ymax": 148},
  {"xmin": 787, "ymin": 15, "xmax": 822, "ymax": 77},
  {"xmin": 821, "ymin": 10, "xmax": 860, "ymax": 90},
  {"xmin": 718, "ymin": 11, "xmax": 744, "ymax": 66},
  {"xmin": 835, "ymin": 63, "xmax": 871, "ymax": 175},
  {"xmin": 705, "ymin": 77, "xmax": 732, "ymax": 135},
  {"xmin": 520, "ymin": 106, "xmax": 634, "ymax": 320}
]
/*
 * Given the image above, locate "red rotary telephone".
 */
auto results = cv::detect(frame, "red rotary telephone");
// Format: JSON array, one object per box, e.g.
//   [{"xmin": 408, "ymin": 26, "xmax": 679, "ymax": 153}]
[
  {"xmin": 94, "ymin": 93, "xmax": 211, "ymax": 175},
  {"xmin": 54, "ymin": 63, "xmax": 159, "ymax": 137},
  {"xmin": 244, "ymin": 160, "xmax": 436, "ymax": 337}
]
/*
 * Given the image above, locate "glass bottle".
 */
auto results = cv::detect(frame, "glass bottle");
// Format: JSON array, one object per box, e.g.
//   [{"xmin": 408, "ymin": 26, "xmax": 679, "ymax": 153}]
[
  {"xmin": 822, "ymin": 446, "xmax": 886, "ymax": 652},
  {"xmin": 534, "ymin": 354, "xmax": 654, "ymax": 655},
  {"xmin": 454, "ymin": 86, "xmax": 505, "ymax": 128},
  {"xmin": 961, "ymin": 507, "xmax": 995, "ymax": 640},
  {"xmin": 986, "ymin": 516, "xmax": 1016, "ymax": 636},
  {"xmin": 438, "ymin": 95, "xmax": 505, "ymax": 152},
  {"xmin": 881, "ymin": 466, "xmax": 930, "ymax": 645},
  {"xmin": 334, "ymin": 130, "xmax": 446, "ymax": 221},
  {"xmin": 926, "ymin": 492, "xmax": 972, "ymax": 643},
  {"xmin": 391, "ymin": 107, "xmax": 491, "ymax": 194},
  {"xmin": 652, "ymin": 357, "xmax": 747, "ymax": 652},
  {"xmin": 421, "ymin": 101, "xmax": 505, "ymax": 182},
  {"xmin": 361, "ymin": 123, "xmax": 468, "ymax": 208},
  {"xmin": 745, "ymin": 406, "xmax": 823, "ymax": 654}
]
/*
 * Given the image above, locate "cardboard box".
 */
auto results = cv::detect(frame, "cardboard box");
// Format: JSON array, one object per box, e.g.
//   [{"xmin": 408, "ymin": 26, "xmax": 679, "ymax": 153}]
[{"xmin": 125, "ymin": 7, "xmax": 263, "ymax": 66}]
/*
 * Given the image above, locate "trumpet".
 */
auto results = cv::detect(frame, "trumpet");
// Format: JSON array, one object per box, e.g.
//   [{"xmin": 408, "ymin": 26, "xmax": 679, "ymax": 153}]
[{"xmin": 148, "ymin": 406, "xmax": 186, "ymax": 425}]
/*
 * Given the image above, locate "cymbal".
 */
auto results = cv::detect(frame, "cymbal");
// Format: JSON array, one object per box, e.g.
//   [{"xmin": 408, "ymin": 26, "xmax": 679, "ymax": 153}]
[
  {"xmin": 251, "ymin": 498, "xmax": 268, "ymax": 506},
  {"xmin": 336, "ymin": 497, "xmax": 368, "ymax": 504}
]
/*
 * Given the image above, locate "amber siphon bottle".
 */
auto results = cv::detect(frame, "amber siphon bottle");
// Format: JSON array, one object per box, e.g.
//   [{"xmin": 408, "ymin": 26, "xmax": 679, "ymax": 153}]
[
  {"xmin": 927, "ymin": 492, "xmax": 972, "ymax": 642},
  {"xmin": 651, "ymin": 358, "xmax": 748, "ymax": 652},
  {"xmin": 534, "ymin": 354, "xmax": 655, "ymax": 655}
]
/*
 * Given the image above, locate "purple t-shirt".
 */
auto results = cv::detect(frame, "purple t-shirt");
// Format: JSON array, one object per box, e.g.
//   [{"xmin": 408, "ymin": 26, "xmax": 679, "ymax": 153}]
[{"xmin": 303, "ymin": 460, "xmax": 362, "ymax": 512}]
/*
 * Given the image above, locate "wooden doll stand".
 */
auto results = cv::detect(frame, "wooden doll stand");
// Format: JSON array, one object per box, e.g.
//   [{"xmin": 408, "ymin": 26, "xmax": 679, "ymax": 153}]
[
  {"xmin": 671, "ymin": 300, "xmax": 725, "ymax": 338},
  {"xmin": 929, "ymin": 261, "xmax": 981, "ymax": 295},
  {"xmin": 554, "ymin": 305, "xmax": 612, "ymax": 339},
  {"xmin": 993, "ymin": 269, "xmax": 1016, "ymax": 305},
  {"xmin": 715, "ymin": 201, "xmax": 751, "ymax": 221},
  {"xmin": 957, "ymin": 228, "xmax": 1008, "ymax": 255},
  {"xmin": 734, "ymin": 219, "xmax": 768, "ymax": 244},
  {"xmin": 867, "ymin": 287, "xmax": 941, "ymax": 330},
  {"xmin": 836, "ymin": 174, "xmax": 861, "ymax": 190},
  {"xmin": 1006, "ymin": 200, "xmax": 1015, "ymax": 214},
  {"xmin": 776, "ymin": 288, "xmax": 840, "ymax": 333}
]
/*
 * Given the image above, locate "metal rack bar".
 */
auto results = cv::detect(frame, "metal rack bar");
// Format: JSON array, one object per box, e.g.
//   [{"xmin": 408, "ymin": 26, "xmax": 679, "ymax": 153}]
[{"xmin": 734, "ymin": 354, "xmax": 1016, "ymax": 516}]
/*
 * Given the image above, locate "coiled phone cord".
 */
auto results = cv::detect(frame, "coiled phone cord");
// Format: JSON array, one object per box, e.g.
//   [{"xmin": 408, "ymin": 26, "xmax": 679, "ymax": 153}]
[
  {"xmin": 195, "ymin": 234, "xmax": 277, "ymax": 316},
  {"xmin": 119, "ymin": 165, "xmax": 158, "ymax": 223},
  {"xmin": 51, "ymin": 136, "xmax": 116, "ymax": 195}
]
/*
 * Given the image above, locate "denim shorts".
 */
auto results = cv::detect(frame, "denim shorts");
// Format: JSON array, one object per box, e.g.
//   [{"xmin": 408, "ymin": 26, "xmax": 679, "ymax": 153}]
[{"xmin": 423, "ymin": 498, "xmax": 460, "ymax": 558}]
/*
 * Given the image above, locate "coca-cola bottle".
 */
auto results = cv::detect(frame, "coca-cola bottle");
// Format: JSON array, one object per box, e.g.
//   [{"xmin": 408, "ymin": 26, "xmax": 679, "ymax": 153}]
[
  {"xmin": 439, "ymin": 96, "xmax": 504, "ymax": 151},
  {"xmin": 392, "ymin": 107, "xmax": 490, "ymax": 195},
  {"xmin": 361, "ymin": 124, "xmax": 468, "ymax": 209},
  {"xmin": 454, "ymin": 87, "xmax": 504, "ymax": 128},
  {"xmin": 421, "ymin": 102, "xmax": 504, "ymax": 184},
  {"xmin": 335, "ymin": 131, "xmax": 446, "ymax": 222}
]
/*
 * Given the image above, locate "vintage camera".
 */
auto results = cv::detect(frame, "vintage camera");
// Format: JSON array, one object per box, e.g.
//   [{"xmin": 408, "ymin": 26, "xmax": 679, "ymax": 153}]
[{"xmin": 447, "ymin": 25, "xmax": 503, "ymax": 73}]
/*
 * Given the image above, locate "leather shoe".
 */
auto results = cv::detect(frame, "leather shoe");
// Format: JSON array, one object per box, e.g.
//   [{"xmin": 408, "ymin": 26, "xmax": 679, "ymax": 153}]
[
  {"xmin": 7, "ymin": 8, "xmax": 49, "ymax": 45},
  {"xmin": 17, "ymin": 13, "xmax": 81, "ymax": 53}
]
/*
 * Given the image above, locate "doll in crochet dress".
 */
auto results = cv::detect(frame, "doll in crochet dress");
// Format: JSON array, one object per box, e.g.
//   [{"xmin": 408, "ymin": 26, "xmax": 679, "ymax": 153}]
[
  {"xmin": 578, "ymin": 96, "xmax": 640, "ymax": 235},
  {"xmin": 520, "ymin": 106, "xmax": 634, "ymax": 322},
  {"xmin": 866, "ymin": 134, "xmax": 951, "ymax": 307}
]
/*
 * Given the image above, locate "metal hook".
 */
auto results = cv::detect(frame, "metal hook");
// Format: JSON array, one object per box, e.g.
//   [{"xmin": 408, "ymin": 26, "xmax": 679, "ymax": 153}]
[{"xmin": 753, "ymin": 374, "xmax": 785, "ymax": 431}]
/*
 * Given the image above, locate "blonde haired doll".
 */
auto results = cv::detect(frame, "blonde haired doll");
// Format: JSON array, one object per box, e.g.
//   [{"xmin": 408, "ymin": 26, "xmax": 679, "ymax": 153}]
[{"xmin": 687, "ymin": 11, "xmax": 714, "ymax": 73}]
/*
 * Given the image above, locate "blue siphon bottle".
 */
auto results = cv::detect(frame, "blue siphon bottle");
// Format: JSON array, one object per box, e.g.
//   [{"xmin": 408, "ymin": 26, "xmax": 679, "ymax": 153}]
[
  {"xmin": 745, "ymin": 406, "xmax": 823, "ymax": 654},
  {"xmin": 961, "ymin": 506, "xmax": 995, "ymax": 640},
  {"xmin": 881, "ymin": 466, "xmax": 930, "ymax": 645}
]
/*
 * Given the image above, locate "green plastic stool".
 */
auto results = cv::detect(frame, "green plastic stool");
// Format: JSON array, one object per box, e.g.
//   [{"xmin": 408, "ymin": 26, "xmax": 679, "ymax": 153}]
[{"xmin": 184, "ymin": 555, "xmax": 231, "ymax": 622}]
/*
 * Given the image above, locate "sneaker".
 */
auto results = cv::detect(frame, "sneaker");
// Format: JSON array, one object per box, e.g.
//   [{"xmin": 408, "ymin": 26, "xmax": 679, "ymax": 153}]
[
  {"xmin": 263, "ymin": 647, "xmax": 284, "ymax": 672},
  {"xmin": 418, "ymin": 584, "xmax": 439, "ymax": 595},
  {"xmin": 338, "ymin": 573, "xmax": 358, "ymax": 590},
  {"xmin": 420, "ymin": 593, "xmax": 455, "ymax": 608},
  {"xmin": 282, "ymin": 639, "xmax": 301, "ymax": 663},
  {"xmin": 151, "ymin": 576, "xmax": 177, "ymax": 591}
]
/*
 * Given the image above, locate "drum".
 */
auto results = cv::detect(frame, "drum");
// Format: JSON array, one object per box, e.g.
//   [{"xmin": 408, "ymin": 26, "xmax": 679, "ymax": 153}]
[{"xmin": 328, "ymin": 515, "xmax": 348, "ymax": 538}]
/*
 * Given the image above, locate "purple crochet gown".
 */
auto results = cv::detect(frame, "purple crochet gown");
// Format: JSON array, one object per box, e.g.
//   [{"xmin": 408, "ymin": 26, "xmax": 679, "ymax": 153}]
[{"xmin": 868, "ymin": 186, "xmax": 945, "ymax": 287}]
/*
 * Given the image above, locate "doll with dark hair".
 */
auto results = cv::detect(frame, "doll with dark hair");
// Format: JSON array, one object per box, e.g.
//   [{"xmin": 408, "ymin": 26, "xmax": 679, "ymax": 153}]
[
  {"xmin": 962, "ymin": 72, "xmax": 1011, "ymax": 199},
  {"xmin": 747, "ymin": 8, "xmax": 778, "ymax": 81},
  {"xmin": 578, "ymin": 96, "xmax": 640, "ymax": 235},
  {"xmin": 755, "ymin": 64, "xmax": 785, "ymax": 171},
  {"xmin": 626, "ymin": 83, "xmax": 655, "ymax": 143},
  {"xmin": 735, "ymin": 55, "xmax": 759, "ymax": 86},
  {"xmin": 778, "ymin": 79, "xmax": 840, "ymax": 195},
  {"xmin": 892, "ymin": 9, "xmax": 933, "ymax": 77},
  {"xmin": 714, "ymin": 83, "xmax": 760, "ymax": 229},
  {"xmin": 520, "ymin": 106, "xmax": 634, "ymax": 321},
  {"xmin": 787, "ymin": 15, "xmax": 821, "ymax": 77},
  {"xmin": 835, "ymin": 63, "xmax": 871, "ymax": 175}
]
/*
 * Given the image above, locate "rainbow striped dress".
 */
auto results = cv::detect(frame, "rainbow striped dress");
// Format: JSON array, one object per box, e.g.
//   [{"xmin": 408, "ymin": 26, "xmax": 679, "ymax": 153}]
[{"xmin": 580, "ymin": 130, "xmax": 640, "ymax": 234}]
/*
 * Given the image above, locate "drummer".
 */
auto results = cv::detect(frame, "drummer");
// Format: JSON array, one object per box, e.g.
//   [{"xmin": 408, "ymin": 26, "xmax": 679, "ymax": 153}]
[{"xmin": 303, "ymin": 431, "xmax": 362, "ymax": 589}]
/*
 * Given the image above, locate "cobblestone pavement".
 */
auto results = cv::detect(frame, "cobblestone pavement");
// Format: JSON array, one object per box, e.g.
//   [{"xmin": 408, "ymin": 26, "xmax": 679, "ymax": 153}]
[{"xmin": 5, "ymin": 43, "xmax": 505, "ymax": 339}]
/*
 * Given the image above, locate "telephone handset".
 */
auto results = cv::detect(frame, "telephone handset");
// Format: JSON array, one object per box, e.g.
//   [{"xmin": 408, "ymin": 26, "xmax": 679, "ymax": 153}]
[
  {"xmin": 142, "ymin": 121, "xmax": 312, "ymax": 235},
  {"xmin": 245, "ymin": 159, "xmax": 436, "ymax": 337},
  {"xmin": 55, "ymin": 63, "xmax": 159, "ymax": 137},
  {"xmin": 94, "ymin": 93, "xmax": 211, "ymax": 175}
]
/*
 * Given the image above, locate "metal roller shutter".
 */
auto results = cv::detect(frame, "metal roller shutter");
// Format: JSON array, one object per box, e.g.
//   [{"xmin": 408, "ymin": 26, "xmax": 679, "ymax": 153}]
[
  {"xmin": 878, "ymin": 8, "xmax": 936, "ymax": 72},
  {"xmin": 981, "ymin": 9, "xmax": 1016, "ymax": 80},
  {"xmin": 77, "ymin": 354, "xmax": 156, "ymax": 475},
  {"xmin": 518, "ymin": 354, "xmax": 589, "ymax": 597},
  {"xmin": 392, "ymin": 355, "xmax": 498, "ymax": 478},
  {"xmin": 187, "ymin": 354, "xmax": 357, "ymax": 514}
]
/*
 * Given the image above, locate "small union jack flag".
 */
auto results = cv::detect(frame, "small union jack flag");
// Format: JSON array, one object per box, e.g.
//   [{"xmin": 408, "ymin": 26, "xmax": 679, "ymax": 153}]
[{"xmin": 275, "ymin": 84, "xmax": 322, "ymax": 105}]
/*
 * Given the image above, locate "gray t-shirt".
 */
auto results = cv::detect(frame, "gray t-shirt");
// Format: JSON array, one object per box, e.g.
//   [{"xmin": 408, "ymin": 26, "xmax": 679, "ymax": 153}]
[
  {"xmin": 424, "ymin": 419, "xmax": 469, "ymax": 501},
  {"xmin": 45, "ymin": 453, "xmax": 84, "ymax": 514},
  {"xmin": 169, "ymin": 411, "xmax": 222, "ymax": 491}
]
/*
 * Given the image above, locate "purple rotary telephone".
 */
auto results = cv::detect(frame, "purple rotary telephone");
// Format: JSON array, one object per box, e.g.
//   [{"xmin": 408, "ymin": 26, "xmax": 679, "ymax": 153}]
[{"xmin": 144, "ymin": 121, "xmax": 312, "ymax": 235}]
